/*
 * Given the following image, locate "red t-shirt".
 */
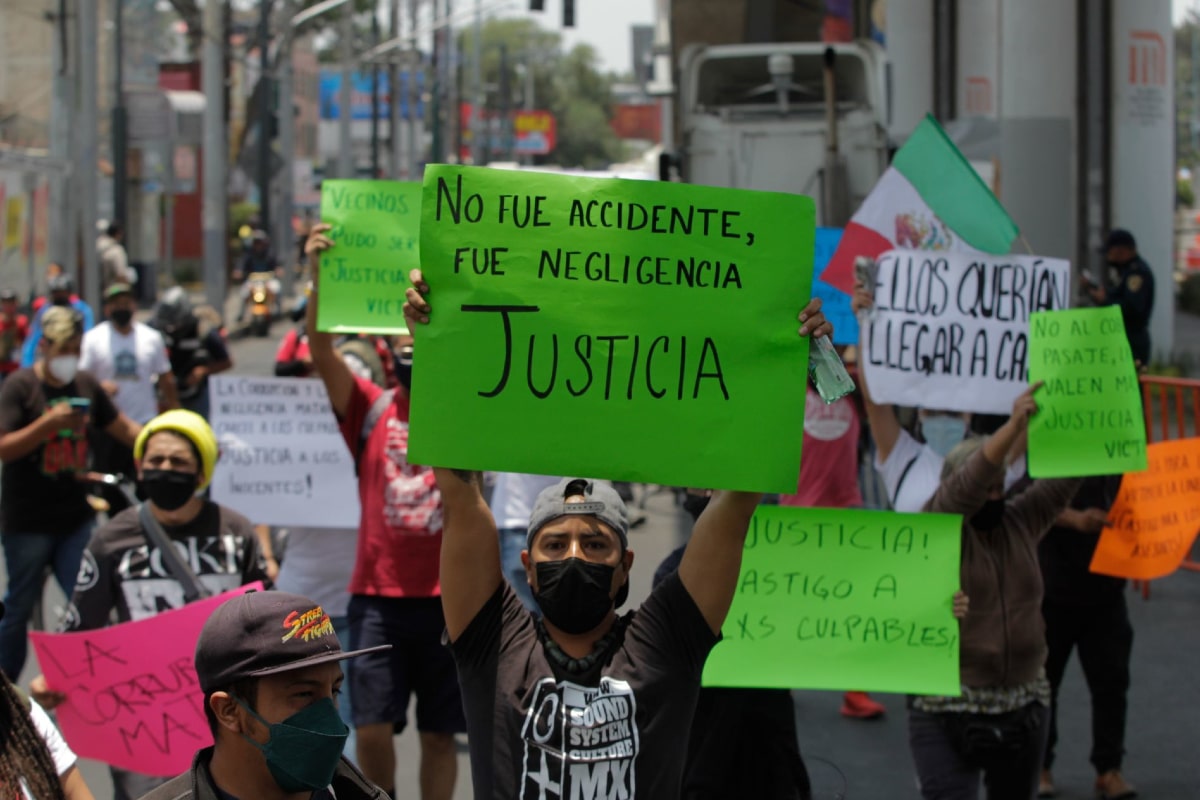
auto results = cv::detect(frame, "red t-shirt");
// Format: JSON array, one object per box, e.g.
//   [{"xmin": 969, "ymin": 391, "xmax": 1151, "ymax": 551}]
[
  {"xmin": 0, "ymin": 314, "xmax": 29, "ymax": 375},
  {"xmin": 339, "ymin": 377, "xmax": 444, "ymax": 597},
  {"xmin": 780, "ymin": 387, "xmax": 864, "ymax": 509}
]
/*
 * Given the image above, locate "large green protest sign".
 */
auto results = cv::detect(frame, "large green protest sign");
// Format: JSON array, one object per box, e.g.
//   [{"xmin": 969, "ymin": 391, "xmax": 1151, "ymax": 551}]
[
  {"xmin": 317, "ymin": 180, "xmax": 421, "ymax": 334},
  {"xmin": 1028, "ymin": 306, "xmax": 1147, "ymax": 478},
  {"xmin": 701, "ymin": 506, "xmax": 963, "ymax": 695},
  {"xmin": 407, "ymin": 165, "xmax": 817, "ymax": 493}
]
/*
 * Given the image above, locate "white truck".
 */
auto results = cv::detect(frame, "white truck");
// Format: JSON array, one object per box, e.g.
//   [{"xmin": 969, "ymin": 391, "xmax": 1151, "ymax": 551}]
[{"xmin": 673, "ymin": 40, "xmax": 891, "ymax": 227}]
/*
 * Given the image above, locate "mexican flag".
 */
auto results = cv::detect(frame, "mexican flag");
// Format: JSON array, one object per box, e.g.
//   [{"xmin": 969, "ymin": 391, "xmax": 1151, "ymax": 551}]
[{"xmin": 821, "ymin": 113, "xmax": 1019, "ymax": 294}]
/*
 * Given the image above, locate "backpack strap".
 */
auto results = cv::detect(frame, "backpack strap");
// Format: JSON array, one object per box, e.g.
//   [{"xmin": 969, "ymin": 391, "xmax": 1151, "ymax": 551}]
[
  {"xmin": 138, "ymin": 503, "xmax": 211, "ymax": 605},
  {"xmin": 890, "ymin": 453, "xmax": 922, "ymax": 509},
  {"xmin": 356, "ymin": 388, "xmax": 397, "ymax": 471}
]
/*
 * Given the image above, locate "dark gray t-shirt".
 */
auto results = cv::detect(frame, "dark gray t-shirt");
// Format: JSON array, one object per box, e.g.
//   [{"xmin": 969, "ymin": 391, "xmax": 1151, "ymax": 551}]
[{"xmin": 451, "ymin": 571, "xmax": 718, "ymax": 800}]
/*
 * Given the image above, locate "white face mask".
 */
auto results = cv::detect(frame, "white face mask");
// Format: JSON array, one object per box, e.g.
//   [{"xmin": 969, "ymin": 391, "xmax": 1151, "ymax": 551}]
[
  {"xmin": 47, "ymin": 355, "xmax": 79, "ymax": 384},
  {"xmin": 921, "ymin": 416, "xmax": 968, "ymax": 458}
]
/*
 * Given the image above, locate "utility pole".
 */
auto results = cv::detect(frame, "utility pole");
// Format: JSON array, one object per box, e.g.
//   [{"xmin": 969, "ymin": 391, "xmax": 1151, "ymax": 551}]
[
  {"xmin": 278, "ymin": 0, "xmax": 297, "ymax": 292},
  {"xmin": 371, "ymin": 9, "xmax": 381, "ymax": 177},
  {"xmin": 409, "ymin": 0, "xmax": 421, "ymax": 177},
  {"xmin": 48, "ymin": 0, "xmax": 74, "ymax": 277},
  {"xmin": 471, "ymin": 0, "xmax": 483, "ymax": 165},
  {"xmin": 447, "ymin": 0, "xmax": 459, "ymax": 163},
  {"xmin": 499, "ymin": 43, "xmax": 512, "ymax": 161},
  {"xmin": 202, "ymin": 0, "xmax": 229, "ymax": 309},
  {"xmin": 389, "ymin": 0, "xmax": 402, "ymax": 177},
  {"xmin": 78, "ymin": 0, "xmax": 99, "ymax": 313},
  {"xmin": 112, "ymin": 0, "xmax": 128, "ymax": 229},
  {"xmin": 257, "ymin": 0, "xmax": 272, "ymax": 234},
  {"xmin": 337, "ymin": 1, "xmax": 354, "ymax": 178}
]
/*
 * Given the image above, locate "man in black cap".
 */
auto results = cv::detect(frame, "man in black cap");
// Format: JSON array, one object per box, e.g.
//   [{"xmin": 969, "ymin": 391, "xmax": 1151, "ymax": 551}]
[
  {"xmin": 401, "ymin": 268, "xmax": 833, "ymax": 800},
  {"xmin": 140, "ymin": 591, "xmax": 391, "ymax": 800},
  {"xmin": 1084, "ymin": 229, "xmax": 1155, "ymax": 365}
]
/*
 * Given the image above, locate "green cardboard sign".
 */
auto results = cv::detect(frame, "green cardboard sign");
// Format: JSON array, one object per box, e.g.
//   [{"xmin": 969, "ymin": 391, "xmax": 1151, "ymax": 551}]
[
  {"xmin": 317, "ymin": 179, "xmax": 422, "ymax": 334},
  {"xmin": 1028, "ymin": 307, "xmax": 1148, "ymax": 478},
  {"xmin": 407, "ymin": 165, "xmax": 817, "ymax": 493},
  {"xmin": 701, "ymin": 506, "xmax": 963, "ymax": 695}
]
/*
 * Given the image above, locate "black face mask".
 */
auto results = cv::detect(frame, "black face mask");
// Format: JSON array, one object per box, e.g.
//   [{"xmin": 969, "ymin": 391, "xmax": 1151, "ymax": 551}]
[
  {"xmin": 970, "ymin": 498, "xmax": 1006, "ymax": 531},
  {"xmin": 141, "ymin": 469, "xmax": 199, "ymax": 511},
  {"xmin": 534, "ymin": 558, "xmax": 623, "ymax": 635},
  {"xmin": 51, "ymin": 297, "xmax": 70, "ymax": 307},
  {"xmin": 110, "ymin": 309, "xmax": 134, "ymax": 327}
]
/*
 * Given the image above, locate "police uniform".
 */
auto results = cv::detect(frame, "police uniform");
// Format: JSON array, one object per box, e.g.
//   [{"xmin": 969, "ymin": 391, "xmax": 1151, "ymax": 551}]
[{"xmin": 1104, "ymin": 257, "xmax": 1154, "ymax": 365}]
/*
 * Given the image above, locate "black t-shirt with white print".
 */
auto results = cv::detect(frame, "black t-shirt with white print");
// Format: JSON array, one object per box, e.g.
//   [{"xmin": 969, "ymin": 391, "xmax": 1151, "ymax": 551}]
[
  {"xmin": 63, "ymin": 502, "xmax": 268, "ymax": 631},
  {"xmin": 0, "ymin": 367, "xmax": 119, "ymax": 534},
  {"xmin": 451, "ymin": 571, "xmax": 719, "ymax": 800}
]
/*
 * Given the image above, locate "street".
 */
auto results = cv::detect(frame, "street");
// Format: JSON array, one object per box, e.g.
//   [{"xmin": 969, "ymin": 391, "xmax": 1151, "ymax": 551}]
[{"xmin": 9, "ymin": 323, "xmax": 1200, "ymax": 799}]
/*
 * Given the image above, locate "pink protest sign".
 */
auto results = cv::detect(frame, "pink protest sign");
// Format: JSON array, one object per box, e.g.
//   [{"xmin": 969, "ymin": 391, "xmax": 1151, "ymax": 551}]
[{"xmin": 29, "ymin": 582, "xmax": 263, "ymax": 777}]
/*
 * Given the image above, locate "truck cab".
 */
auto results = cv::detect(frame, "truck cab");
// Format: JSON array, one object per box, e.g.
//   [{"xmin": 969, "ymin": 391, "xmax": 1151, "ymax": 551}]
[{"xmin": 676, "ymin": 41, "xmax": 890, "ymax": 226}]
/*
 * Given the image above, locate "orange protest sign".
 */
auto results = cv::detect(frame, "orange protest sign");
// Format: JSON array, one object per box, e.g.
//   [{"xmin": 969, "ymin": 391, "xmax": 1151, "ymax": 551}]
[{"xmin": 1090, "ymin": 438, "xmax": 1200, "ymax": 580}]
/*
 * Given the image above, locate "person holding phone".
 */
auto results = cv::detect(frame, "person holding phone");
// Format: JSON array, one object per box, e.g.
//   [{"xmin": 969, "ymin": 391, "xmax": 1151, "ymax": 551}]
[{"xmin": 0, "ymin": 306, "xmax": 141, "ymax": 681}]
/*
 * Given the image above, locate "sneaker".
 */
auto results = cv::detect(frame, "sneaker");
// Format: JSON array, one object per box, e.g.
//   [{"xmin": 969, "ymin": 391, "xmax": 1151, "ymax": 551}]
[
  {"xmin": 840, "ymin": 691, "xmax": 886, "ymax": 719},
  {"xmin": 1095, "ymin": 770, "xmax": 1137, "ymax": 800},
  {"xmin": 1038, "ymin": 769, "xmax": 1057, "ymax": 798}
]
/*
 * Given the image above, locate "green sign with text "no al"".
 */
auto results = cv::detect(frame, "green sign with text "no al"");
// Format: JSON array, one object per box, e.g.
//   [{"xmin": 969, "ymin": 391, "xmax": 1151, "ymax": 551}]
[
  {"xmin": 407, "ymin": 166, "xmax": 817, "ymax": 493},
  {"xmin": 317, "ymin": 180, "xmax": 421, "ymax": 334}
]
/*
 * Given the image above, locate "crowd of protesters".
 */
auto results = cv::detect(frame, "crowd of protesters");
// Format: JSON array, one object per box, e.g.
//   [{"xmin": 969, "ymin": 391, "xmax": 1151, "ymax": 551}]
[{"xmin": 0, "ymin": 220, "xmax": 1155, "ymax": 800}]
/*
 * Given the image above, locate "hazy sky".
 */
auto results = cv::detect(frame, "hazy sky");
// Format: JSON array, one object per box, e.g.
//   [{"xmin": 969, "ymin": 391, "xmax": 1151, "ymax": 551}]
[{"xmin": 514, "ymin": 0, "xmax": 655, "ymax": 74}]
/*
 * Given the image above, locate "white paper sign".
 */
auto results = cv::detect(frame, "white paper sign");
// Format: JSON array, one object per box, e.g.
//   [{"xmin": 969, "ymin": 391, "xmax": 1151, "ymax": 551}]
[
  {"xmin": 209, "ymin": 376, "xmax": 361, "ymax": 527},
  {"xmin": 862, "ymin": 249, "xmax": 1071, "ymax": 414}
]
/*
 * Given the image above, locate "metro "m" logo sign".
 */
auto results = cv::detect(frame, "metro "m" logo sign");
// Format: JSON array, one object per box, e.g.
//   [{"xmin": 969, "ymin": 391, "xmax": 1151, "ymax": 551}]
[{"xmin": 1128, "ymin": 30, "xmax": 1166, "ymax": 86}]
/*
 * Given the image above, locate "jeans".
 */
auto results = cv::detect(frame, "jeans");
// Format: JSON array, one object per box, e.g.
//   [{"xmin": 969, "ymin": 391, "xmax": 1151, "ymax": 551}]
[
  {"xmin": 909, "ymin": 703, "xmax": 1049, "ymax": 800},
  {"xmin": 332, "ymin": 614, "xmax": 358, "ymax": 763},
  {"xmin": 498, "ymin": 527, "xmax": 539, "ymax": 612},
  {"xmin": 0, "ymin": 519, "xmax": 95, "ymax": 679}
]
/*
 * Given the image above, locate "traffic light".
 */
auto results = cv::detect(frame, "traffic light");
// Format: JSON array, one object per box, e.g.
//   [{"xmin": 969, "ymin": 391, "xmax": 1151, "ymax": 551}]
[{"xmin": 563, "ymin": 0, "xmax": 574, "ymax": 27}]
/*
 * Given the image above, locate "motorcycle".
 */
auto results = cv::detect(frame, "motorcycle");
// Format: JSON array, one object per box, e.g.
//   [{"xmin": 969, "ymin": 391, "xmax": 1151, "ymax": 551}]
[{"xmin": 246, "ymin": 271, "xmax": 277, "ymax": 337}]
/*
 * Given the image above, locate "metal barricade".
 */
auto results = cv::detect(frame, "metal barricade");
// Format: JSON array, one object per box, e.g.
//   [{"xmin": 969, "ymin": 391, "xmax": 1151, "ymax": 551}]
[{"xmin": 1134, "ymin": 375, "xmax": 1200, "ymax": 597}]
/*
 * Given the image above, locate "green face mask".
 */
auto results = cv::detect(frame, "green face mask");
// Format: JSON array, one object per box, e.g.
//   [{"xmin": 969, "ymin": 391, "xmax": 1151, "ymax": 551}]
[{"xmin": 237, "ymin": 697, "xmax": 349, "ymax": 793}]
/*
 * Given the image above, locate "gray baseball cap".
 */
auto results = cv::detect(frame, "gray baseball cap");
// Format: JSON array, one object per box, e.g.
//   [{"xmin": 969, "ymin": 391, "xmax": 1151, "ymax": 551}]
[{"xmin": 527, "ymin": 478, "xmax": 630, "ymax": 550}]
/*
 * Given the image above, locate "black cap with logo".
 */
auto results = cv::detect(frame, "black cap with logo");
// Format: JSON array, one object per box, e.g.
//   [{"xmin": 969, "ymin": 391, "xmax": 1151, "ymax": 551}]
[{"xmin": 195, "ymin": 591, "xmax": 390, "ymax": 694}]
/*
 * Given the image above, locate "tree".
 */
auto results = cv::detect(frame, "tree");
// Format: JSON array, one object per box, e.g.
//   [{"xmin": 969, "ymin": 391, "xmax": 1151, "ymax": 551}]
[{"xmin": 460, "ymin": 18, "xmax": 622, "ymax": 168}]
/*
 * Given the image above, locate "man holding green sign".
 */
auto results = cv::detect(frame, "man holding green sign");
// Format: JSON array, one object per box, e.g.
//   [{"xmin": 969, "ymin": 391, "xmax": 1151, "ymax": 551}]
[{"xmin": 398, "ymin": 215, "xmax": 831, "ymax": 799}]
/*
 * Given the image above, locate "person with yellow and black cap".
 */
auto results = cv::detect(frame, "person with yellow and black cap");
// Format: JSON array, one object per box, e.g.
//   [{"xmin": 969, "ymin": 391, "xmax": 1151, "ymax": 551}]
[
  {"xmin": 29, "ymin": 409, "xmax": 269, "ymax": 800},
  {"xmin": 0, "ymin": 305, "xmax": 141, "ymax": 683}
]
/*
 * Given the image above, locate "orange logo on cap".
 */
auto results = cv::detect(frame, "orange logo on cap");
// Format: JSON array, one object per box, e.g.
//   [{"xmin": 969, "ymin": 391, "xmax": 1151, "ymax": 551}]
[{"xmin": 282, "ymin": 606, "xmax": 335, "ymax": 643}]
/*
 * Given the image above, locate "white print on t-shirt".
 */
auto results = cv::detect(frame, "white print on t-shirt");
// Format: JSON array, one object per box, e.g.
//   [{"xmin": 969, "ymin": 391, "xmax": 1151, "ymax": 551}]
[
  {"xmin": 520, "ymin": 676, "xmax": 639, "ymax": 800},
  {"xmin": 381, "ymin": 417, "xmax": 444, "ymax": 535},
  {"xmin": 804, "ymin": 391, "xmax": 854, "ymax": 442},
  {"xmin": 113, "ymin": 534, "xmax": 246, "ymax": 621}
]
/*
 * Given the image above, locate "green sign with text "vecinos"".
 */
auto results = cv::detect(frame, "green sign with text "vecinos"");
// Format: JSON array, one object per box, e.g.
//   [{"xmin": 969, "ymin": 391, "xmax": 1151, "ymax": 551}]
[
  {"xmin": 407, "ymin": 166, "xmax": 817, "ymax": 493},
  {"xmin": 318, "ymin": 179, "xmax": 421, "ymax": 334}
]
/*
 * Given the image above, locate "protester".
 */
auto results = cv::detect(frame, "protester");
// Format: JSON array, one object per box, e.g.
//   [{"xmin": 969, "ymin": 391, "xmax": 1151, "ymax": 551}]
[
  {"xmin": 22, "ymin": 275, "xmax": 95, "ymax": 367},
  {"xmin": 488, "ymin": 472, "xmax": 562, "ymax": 611},
  {"xmin": 401, "ymin": 264, "xmax": 832, "ymax": 799},
  {"xmin": 851, "ymin": 279, "xmax": 972, "ymax": 511},
  {"xmin": 1084, "ymin": 229, "xmax": 1155, "ymax": 366},
  {"xmin": 0, "ymin": 306, "xmax": 140, "ymax": 680},
  {"xmin": 908, "ymin": 385, "xmax": 1084, "ymax": 799},
  {"xmin": 274, "ymin": 298, "xmax": 315, "ymax": 377},
  {"xmin": 140, "ymin": 590, "xmax": 390, "ymax": 800},
  {"xmin": 31, "ymin": 262, "xmax": 68, "ymax": 315},
  {"xmin": 29, "ymin": 409, "xmax": 268, "ymax": 799},
  {"xmin": 150, "ymin": 288, "xmax": 233, "ymax": 419},
  {"xmin": 779, "ymin": 382, "xmax": 886, "ymax": 719},
  {"xmin": 81, "ymin": 283, "xmax": 179, "ymax": 513},
  {"xmin": 96, "ymin": 221, "xmax": 136, "ymax": 291},
  {"xmin": 0, "ymin": 288, "xmax": 30, "ymax": 382},
  {"xmin": 305, "ymin": 225, "xmax": 463, "ymax": 800},
  {"xmin": 0, "ymin": 603, "xmax": 95, "ymax": 800},
  {"xmin": 1036, "ymin": 474, "xmax": 1137, "ymax": 800}
]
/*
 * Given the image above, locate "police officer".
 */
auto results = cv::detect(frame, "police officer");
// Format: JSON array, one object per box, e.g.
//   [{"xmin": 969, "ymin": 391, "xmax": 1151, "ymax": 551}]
[{"xmin": 1085, "ymin": 229, "xmax": 1155, "ymax": 365}]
